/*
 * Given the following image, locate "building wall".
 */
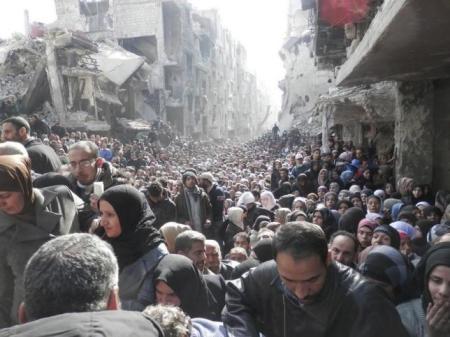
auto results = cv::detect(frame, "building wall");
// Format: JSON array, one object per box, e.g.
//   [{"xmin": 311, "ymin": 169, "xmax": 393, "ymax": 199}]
[
  {"xmin": 54, "ymin": 0, "xmax": 271, "ymax": 139},
  {"xmin": 394, "ymin": 81, "xmax": 434, "ymax": 185},
  {"xmin": 280, "ymin": 3, "xmax": 334, "ymax": 132},
  {"xmin": 433, "ymin": 79, "xmax": 450, "ymax": 191},
  {"xmin": 114, "ymin": 0, "xmax": 162, "ymax": 39}
]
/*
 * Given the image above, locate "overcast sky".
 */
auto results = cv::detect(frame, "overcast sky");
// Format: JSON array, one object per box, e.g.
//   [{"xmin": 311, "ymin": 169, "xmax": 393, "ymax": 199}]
[{"xmin": 0, "ymin": 0, "xmax": 287, "ymax": 110}]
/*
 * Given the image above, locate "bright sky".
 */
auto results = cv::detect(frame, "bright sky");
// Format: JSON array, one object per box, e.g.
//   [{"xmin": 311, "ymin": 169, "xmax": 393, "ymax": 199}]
[{"xmin": 0, "ymin": 0, "xmax": 287, "ymax": 110}]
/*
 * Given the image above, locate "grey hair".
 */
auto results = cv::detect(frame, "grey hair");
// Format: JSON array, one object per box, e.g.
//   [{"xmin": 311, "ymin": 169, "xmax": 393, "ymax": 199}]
[
  {"xmin": 0, "ymin": 141, "xmax": 29, "ymax": 157},
  {"xmin": 205, "ymin": 239, "xmax": 222, "ymax": 257},
  {"xmin": 175, "ymin": 230, "xmax": 205, "ymax": 253},
  {"xmin": 68, "ymin": 140, "xmax": 99, "ymax": 158},
  {"xmin": 24, "ymin": 233, "xmax": 119, "ymax": 321},
  {"xmin": 143, "ymin": 305, "xmax": 191, "ymax": 337}
]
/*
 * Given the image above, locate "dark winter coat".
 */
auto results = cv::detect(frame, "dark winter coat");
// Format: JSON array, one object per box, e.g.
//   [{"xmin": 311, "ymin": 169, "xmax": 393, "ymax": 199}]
[
  {"xmin": 0, "ymin": 186, "xmax": 79, "ymax": 328},
  {"xmin": 24, "ymin": 138, "xmax": 61, "ymax": 174},
  {"xmin": 148, "ymin": 197, "xmax": 176, "ymax": 230},
  {"xmin": 174, "ymin": 186, "xmax": 212, "ymax": 230},
  {"xmin": 207, "ymin": 183, "xmax": 225, "ymax": 222},
  {"xmin": 223, "ymin": 260, "xmax": 409, "ymax": 337},
  {"xmin": 0, "ymin": 311, "xmax": 164, "ymax": 337}
]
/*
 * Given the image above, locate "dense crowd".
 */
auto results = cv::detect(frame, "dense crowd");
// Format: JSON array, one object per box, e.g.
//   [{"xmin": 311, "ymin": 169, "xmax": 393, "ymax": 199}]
[{"xmin": 0, "ymin": 116, "xmax": 449, "ymax": 337}]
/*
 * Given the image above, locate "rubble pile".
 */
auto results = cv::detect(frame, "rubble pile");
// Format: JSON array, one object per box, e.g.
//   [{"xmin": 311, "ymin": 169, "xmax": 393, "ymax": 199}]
[{"xmin": 0, "ymin": 38, "xmax": 45, "ymax": 100}]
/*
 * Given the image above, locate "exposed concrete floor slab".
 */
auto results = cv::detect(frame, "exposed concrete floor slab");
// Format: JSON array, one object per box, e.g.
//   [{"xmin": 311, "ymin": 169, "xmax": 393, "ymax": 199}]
[{"xmin": 337, "ymin": 0, "xmax": 450, "ymax": 86}]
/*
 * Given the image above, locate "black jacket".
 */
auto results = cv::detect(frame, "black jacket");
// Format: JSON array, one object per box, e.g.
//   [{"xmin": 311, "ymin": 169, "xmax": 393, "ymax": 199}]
[
  {"xmin": 148, "ymin": 197, "xmax": 176, "ymax": 230},
  {"xmin": 24, "ymin": 138, "xmax": 61, "ymax": 174},
  {"xmin": 208, "ymin": 184, "xmax": 225, "ymax": 222},
  {"xmin": 0, "ymin": 310, "xmax": 163, "ymax": 337},
  {"xmin": 223, "ymin": 261, "xmax": 409, "ymax": 337}
]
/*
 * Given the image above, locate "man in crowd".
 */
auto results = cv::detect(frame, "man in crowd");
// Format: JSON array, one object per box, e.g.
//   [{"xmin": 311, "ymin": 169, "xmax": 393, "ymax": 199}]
[
  {"xmin": 67, "ymin": 140, "xmax": 122, "ymax": 231},
  {"xmin": 146, "ymin": 181, "xmax": 176, "ymax": 229},
  {"xmin": 175, "ymin": 170, "xmax": 212, "ymax": 232},
  {"xmin": 0, "ymin": 233, "xmax": 163, "ymax": 336},
  {"xmin": 175, "ymin": 230, "xmax": 207, "ymax": 272},
  {"xmin": 328, "ymin": 230, "xmax": 358, "ymax": 268},
  {"xmin": 205, "ymin": 240, "xmax": 237, "ymax": 280},
  {"xmin": 233, "ymin": 232, "xmax": 250, "ymax": 253},
  {"xmin": 198, "ymin": 172, "xmax": 225, "ymax": 241},
  {"xmin": 222, "ymin": 222, "xmax": 409, "ymax": 337},
  {"xmin": 1, "ymin": 116, "xmax": 61, "ymax": 174}
]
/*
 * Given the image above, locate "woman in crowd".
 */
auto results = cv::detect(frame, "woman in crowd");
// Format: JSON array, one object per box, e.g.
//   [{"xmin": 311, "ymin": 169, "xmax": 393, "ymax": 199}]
[
  {"xmin": 260, "ymin": 190, "xmax": 278, "ymax": 212},
  {"xmin": 154, "ymin": 254, "xmax": 224, "ymax": 321},
  {"xmin": 356, "ymin": 219, "xmax": 378, "ymax": 251},
  {"xmin": 0, "ymin": 155, "xmax": 79, "ymax": 327},
  {"xmin": 224, "ymin": 207, "xmax": 245, "ymax": 254},
  {"xmin": 397, "ymin": 242, "xmax": 450, "ymax": 337},
  {"xmin": 366, "ymin": 195, "xmax": 382, "ymax": 215},
  {"xmin": 312, "ymin": 207, "xmax": 337, "ymax": 240},
  {"xmin": 360, "ymin": 245, "xmax": 415, "ymax": 305},
  {"xmin": 160, "ymin": 222, "xmax": 190, "ymax": 253},
  {"xmin": 98, "ymin": 185, "xmax": 168, "ymax": 310}
]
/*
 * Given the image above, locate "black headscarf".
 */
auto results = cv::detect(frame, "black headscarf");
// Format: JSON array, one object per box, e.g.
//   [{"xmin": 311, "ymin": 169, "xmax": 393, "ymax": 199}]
[
  {"xmin": 99, "ymin": 185, "xmax": 163, "ymax": 271},
  {"xmin": 338, "ymin": 207, "xmax": 365, "ymax": 234},
  {"xmin": 153, "ymin": 254, "xmax": 211, "ymax": 319},
  {"xmin": 416, "ymin": 242, "xmax": 450, "ymax": 310},
  {"xmin": 315, "ymin": 208, "xmax": 337, "ymax": 240},
  {"xmin": 373, "ymin": 225, "xmax": 401, "ymax": 250}
]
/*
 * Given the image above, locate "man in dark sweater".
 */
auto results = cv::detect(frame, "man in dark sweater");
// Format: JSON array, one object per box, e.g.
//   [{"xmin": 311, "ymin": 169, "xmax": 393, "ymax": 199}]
[{"xmin": 1, "ymin": 117, "xmax": 61, "ymax": 174}]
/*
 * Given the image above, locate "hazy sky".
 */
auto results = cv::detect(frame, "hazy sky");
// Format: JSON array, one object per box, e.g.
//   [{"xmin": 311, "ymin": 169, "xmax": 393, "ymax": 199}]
[{"xmin": 0, "ymin": 0, "xmax": 287, "ymax": 109}]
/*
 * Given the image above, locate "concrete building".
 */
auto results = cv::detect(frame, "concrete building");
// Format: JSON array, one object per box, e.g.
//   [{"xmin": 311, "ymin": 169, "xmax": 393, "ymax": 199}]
[
  {"xmin": 49, "ymin": 0, "xmax": 272, "ymax": 139},
  {"xmin": 301, "ymin": 0, "xmax": 450, "ymax": 190},
  {"xmin": 279, "ymin": 0, "xmax": 335, "ymax": 134}
]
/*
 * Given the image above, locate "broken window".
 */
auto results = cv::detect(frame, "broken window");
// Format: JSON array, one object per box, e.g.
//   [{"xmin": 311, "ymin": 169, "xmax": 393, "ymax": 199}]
[
  {"xmin": 79, "ymin": 0, "xmax": 111, "ymax": 32},
  {"xmin": 79, "ymin": 0, "xmax": 109, "ymax": 16},
  {"xmin": 121, "ymin": 36, "xmax": 158, "ymax": 64}
]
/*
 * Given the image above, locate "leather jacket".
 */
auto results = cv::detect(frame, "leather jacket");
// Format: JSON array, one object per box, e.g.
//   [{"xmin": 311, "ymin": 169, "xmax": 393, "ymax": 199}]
[{"xmin": 223, "ymin": 260, "xmax": 409, "ymax": 337}]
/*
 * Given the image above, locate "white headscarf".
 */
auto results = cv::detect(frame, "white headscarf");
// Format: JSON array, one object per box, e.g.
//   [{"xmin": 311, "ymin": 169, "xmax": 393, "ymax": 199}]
[
  {"xmin": 260, "ymin": 190, "xmax": 276, "ymax": 210},
  {"xmin": 237, "ymin": 191, "xmax": 256, "ymax": 207},
  {"xmin": 227, "ymin": 207, "xmax": 244, "ymax": 230}
]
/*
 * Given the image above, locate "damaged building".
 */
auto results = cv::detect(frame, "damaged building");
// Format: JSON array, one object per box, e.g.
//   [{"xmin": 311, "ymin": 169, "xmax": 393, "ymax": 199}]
[
  {"xmin": 279, "ymin": 0, "xmax": 335, "ymax": 136},
  {"xmin": 284, "ymin": 0, "xmax": 450, "ymax": 191},
  {"xmin": 1, "ymin": 0, "xmax": 272, "ymax": 140},
  {"xmin": 0, "ymin": 0, "xmax": 272, "ymax": 140}
]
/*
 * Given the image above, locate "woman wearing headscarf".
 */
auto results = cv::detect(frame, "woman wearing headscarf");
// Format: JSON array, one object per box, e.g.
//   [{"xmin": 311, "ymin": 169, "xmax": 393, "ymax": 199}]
[
  {"xmin": 360, "ymin": 245, "xmax": 416, "ymax": 305},
  {"xmin": 98, "ymin": 185, "xmax": 168, "ymax": 310},
  {"xmin": 0, "ymin": 155, "xmax": 79, "ymax": 328},
  {"xmin": 397, "ymin": 242, "xmax": 450, "ymax": 337},
  {"xmin": 312, "ymin": 207, "xmax": 337, "ymax": 240},
  {"xmin": 159, "ymin": 222, "xmax": 190, "ymax": 253},
  {"xmin": 224, "ymin": 207, "xmax": 246, "ymax": 254},
  {"xmin": 154, "ymin": 254, "xmax": 223, "ymax": 320},
  {"xmin": 317, "ymin": 168, "xmax": 330, "ymax": 188},
  {"xmin": 260, "ymin": 190, "xmax": 278, "ymax": 212},
  {"xmin": 338, "ymin": 207, "xmax": 366, "ymax": 234},
  {"xmin": 292, "ymin": 173, "xmax": 313, "ymax": 197}
]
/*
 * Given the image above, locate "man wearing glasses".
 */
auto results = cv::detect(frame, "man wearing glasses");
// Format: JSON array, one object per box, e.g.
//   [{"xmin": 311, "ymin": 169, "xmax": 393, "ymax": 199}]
[{"xmin": 68, "ymin": 141, "xmax": 122, "ymax": 232}]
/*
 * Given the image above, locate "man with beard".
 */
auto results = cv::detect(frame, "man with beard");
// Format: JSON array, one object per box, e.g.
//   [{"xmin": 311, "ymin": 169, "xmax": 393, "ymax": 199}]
[
  {"xmin": 198, "ymin": 172, "xmax": 225, "ymax": 241},
  {"xmin": 175, "ymin": 230, "xmax": 207, "ymax": 272},
  {"xmin": 146, "ymin": 181, "xmax": 176, "ymax": 229},
  {"xmin": 223, "ymin": 222, "xmax": 409, "ymax": 337},
  {"xmin": 1, "ymin": 117, "xmax": 61, "ymax": 174},
  {"xmin": 175, "ymin": 170, "xmax": 212, "ymax": 233}
]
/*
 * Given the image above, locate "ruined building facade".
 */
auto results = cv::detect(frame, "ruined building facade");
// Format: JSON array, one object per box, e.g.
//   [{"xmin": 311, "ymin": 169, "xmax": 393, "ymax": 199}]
[
  {"xmin": 283, "ymin": 0, "xmax": 450, "ymax": 191},
  {"xmin": 53, "ymin": 0, "xmax": 272, "ymax": 139},
  {"xmin": 0, "ymin": 0, "xmax": 272, "ymax": 139}
]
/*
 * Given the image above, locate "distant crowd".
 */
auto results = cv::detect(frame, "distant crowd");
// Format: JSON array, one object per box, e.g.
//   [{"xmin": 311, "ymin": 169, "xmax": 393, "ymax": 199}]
[{"xmin": 0, "ymin": 116, "xmax": 448, "ymax": 337}]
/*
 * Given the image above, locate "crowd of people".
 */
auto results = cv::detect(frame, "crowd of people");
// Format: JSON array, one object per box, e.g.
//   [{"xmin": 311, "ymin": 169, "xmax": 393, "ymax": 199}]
[{"xmin": 0, "ymin": 116, "xmax": 449, "ymax": 337}]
